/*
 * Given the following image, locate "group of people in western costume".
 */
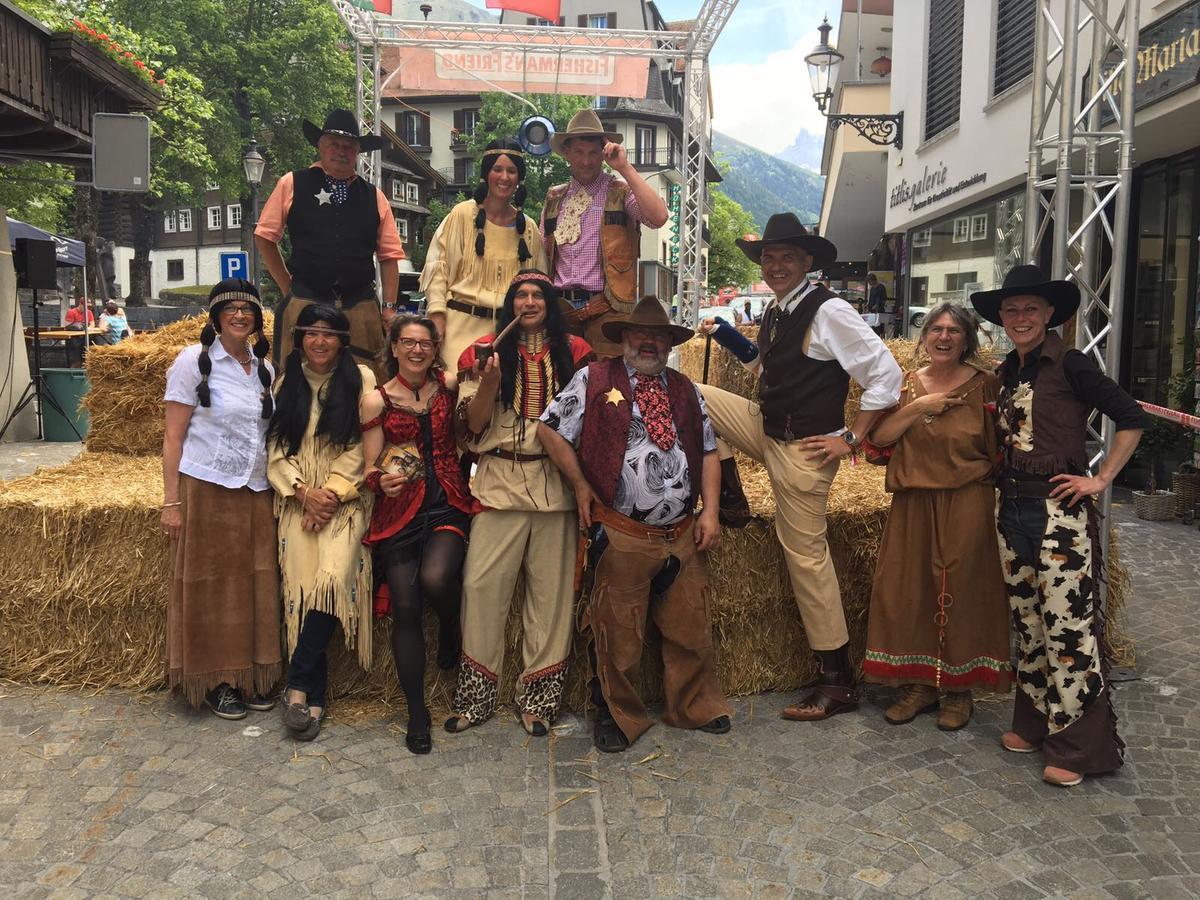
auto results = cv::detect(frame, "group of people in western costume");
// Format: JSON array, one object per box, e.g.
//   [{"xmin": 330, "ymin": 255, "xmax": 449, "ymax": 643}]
[{"xmin": 160, "ymin": 107, "xmax": 1143, "ymax": 785}]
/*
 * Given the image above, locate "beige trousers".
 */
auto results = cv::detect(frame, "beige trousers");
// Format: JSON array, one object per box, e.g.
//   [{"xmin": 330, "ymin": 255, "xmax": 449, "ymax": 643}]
[
  {"xmin": 457, "ymin": 508, "xmax": 577, "ymax": 721},
  {"xmin": 698, "ymin": 385, "xmax": 849, "ymax": 650}
]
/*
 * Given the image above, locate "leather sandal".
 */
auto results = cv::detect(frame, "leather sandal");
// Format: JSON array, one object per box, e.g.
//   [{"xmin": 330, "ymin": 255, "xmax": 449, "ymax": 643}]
[
  {"xmin": 781, "ymin": 683, "xmax": 859, "ymax": 721},
  {"xmin": 443, "ymin": 715, "xmax": 475, "ymax": 734},
  {"xmin": 521, "ymin": 713, "xmax": 548, "ymax": 737},
  {"xmin": 696, "ymin": 715, "xmax": 731, "ymax": 734},
  {"xmin": 884, "ymin": 684, "xmax": 938, "ymax": 725},
  {"xmin": 593, "ymin": 708, "xmax": 629, "ymax": 753}
]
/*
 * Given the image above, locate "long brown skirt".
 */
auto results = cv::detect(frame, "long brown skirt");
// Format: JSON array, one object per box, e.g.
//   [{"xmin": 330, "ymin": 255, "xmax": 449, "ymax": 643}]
[
  {"xmin": 166, "ymin": 475, "xmax": 282, "ymax": 705},
  {"xmin": 864, "ymin": 482, "xmax": 1012, "ymax": 693}
]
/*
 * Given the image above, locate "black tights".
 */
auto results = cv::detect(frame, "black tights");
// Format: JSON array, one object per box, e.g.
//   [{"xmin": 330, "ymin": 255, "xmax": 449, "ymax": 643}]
[{"xmin": 387, "ymin": 530, "xmax": 465, "ymax": 730}]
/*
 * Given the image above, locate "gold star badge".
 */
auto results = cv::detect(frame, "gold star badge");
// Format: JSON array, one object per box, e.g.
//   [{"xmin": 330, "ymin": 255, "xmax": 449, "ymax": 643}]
[{"xmin": 604, "ymin": 387, "xmax": 625, "ymax": 406}]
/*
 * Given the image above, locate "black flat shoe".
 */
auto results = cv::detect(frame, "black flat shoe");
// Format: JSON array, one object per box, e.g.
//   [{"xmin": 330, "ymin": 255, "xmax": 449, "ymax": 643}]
[
  {"xmin": 405, "ymin": 727, "xmax": 432, "ymax": 755},
  {"xmin": 696, "ymin": 715, "xmax": 731, "ymax": 734},
  {"xmin": 593, "ymin": 708, "xmax": 629, "ymax": 753}
]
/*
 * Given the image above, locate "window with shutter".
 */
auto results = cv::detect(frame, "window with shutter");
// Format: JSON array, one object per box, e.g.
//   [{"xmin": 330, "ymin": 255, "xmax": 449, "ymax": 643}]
[
  {"xmin": 993, "ymin": 0, "xmax": 1034, "ymax": 96},
  {"xmin": 925, "ymin": 0, "xmax": 964, "ymax": 141}
]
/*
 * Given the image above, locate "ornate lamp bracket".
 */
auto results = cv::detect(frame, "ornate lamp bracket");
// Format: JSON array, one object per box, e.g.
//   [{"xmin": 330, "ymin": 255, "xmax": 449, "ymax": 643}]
[{"xmin": 826, "ymin": 112, "xmax": 904, "ymax": 150}]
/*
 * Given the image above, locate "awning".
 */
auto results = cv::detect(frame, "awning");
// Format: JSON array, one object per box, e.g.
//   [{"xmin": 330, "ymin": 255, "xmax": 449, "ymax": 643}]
[{"xmin": 6, "ymin": 216, "xmax": 85, "ymax": 267}]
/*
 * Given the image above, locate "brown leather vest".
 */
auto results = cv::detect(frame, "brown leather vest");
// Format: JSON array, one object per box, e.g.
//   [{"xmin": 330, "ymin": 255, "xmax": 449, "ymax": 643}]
[
  {"xmin": 542, "ymin": 180, "xmax": 640, "ymax": 313},
  {"xmin": 997, "ymin": 332, "xmax": 1090, "ymax": 475},
  {"xmin": 578, "ymin": 358, "xmax": 704, "ymax": 511},
  {"xmin": 758, "ymin": 287, "xmax": 851, "ymax": 440}
]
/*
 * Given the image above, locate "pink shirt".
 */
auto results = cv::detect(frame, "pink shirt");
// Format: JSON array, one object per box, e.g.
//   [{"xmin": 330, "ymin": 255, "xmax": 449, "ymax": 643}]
[
  {"xmin": 254, "ymin": 165, "xmax": 405, "ymax": 262},
  {"xmin": 540, "ymin": 172, "xmax": 643, "ymax": 292}
]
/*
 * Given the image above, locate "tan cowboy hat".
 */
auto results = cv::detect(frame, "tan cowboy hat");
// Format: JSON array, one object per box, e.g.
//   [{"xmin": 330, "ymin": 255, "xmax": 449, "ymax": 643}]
[
  {"xmin": 550, "ymin": 108, "xmax": 624, "ymax": 155},
  {"xmin": 601, "ymin": 296, "xmax": 695, "ymax": 347}
]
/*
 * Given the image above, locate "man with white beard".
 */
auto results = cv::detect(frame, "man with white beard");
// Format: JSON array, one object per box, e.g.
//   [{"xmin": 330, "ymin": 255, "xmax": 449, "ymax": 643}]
[{"xmin": 538, "ymin": 297, "xmax": 731, "ymax": 753}]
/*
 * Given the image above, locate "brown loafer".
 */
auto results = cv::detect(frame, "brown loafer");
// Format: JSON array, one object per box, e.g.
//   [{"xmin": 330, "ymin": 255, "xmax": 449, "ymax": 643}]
[
  {"xmin": 781, "ymin": 683, "xmax": 859, "ymax": 721},
  {"xmin": 936, "ymin": 691, "xmax": 973, "ymax": 732},
  {"xmin": 884, "ymin": 684, "xmax": 938, "ymax": 725}
]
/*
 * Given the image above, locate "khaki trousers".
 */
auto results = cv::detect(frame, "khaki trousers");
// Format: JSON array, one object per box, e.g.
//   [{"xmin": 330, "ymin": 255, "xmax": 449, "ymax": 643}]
[
  {"xmin": 698, "ymin": 385, "xmax": 849, "ymax": 650},
  {"xmin": 588, "ymin": 521, "xmax": 731, "ymax": 743},
  {"xmin": 457, "ymin": 508, "xmax": 576, "ymax": 722},
  {"xmin": 275, "ymin": 294, "xmax": 389, "ymax": 385}
]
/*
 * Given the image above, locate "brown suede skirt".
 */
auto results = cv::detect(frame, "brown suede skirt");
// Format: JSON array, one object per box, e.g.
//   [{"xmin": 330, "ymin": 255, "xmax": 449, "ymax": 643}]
[{"xmin": 166, "ymin": 474, "xmax": 282, "ymax": 705}]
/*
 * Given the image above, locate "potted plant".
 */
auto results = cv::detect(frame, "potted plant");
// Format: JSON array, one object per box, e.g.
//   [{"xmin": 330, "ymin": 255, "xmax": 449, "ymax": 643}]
[{"xmin": 1131, "ymin": 405, "xmax": 1189, "ymax": 521}]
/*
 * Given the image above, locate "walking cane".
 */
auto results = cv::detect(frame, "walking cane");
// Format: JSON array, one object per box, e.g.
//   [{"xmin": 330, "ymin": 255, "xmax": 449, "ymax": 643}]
[{"xmin": 701, "ymin": 333, "xmax": 713, "ymax": 385}]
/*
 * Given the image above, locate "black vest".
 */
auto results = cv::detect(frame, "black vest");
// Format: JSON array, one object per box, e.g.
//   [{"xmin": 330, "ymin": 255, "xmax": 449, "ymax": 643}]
[
  {"xmin": 285, "ymin": 167, "xmax": 380, "ymax": 303},
  {"xmin": 758, "ymin": 287, "xmax": 850, "ymax": 440}
]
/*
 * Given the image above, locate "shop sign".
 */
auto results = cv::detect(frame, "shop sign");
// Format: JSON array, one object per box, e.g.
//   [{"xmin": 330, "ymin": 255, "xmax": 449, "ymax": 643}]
[
  {"xmin": 889, "ymin": 161, "xmax": 987, "ymax": 213},
  {"xmin": 1101, "ymin": 0, "xmax": 1200, "ymax": 121}
]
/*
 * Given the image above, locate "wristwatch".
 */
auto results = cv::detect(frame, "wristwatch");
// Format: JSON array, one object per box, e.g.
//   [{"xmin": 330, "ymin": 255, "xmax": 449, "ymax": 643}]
[{"xmin": 842, "ymin": 430, "xmax": 860, "ymax": 449}]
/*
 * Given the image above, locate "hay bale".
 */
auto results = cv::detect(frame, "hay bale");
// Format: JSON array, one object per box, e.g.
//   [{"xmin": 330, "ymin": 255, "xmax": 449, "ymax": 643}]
[{"xmin": 82, "ymin": 312, "xmax": 274, "ymax": 455}]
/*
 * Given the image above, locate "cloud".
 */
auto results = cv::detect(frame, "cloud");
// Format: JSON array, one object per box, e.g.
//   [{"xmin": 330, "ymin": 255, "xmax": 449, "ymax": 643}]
[{"xmin": 711, "ymin": 39, "xmax": 828, "ymax": 155}]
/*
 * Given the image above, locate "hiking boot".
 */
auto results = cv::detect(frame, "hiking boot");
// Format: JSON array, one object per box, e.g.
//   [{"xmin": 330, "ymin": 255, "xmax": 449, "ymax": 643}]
[
  {"xmin": 718, "ymin": 457, "xmax": 753, "ymax": 528},
  {"xmin": 937, "ymin": 691, "xmax": 973, "ymax": 731},
  {"xmin": 205, "ymin": 684, "xmax": 247, "ymax": 720},
  {"xmin": 884, "ymin": 684, "xmax": 938, "ymax": 725}
]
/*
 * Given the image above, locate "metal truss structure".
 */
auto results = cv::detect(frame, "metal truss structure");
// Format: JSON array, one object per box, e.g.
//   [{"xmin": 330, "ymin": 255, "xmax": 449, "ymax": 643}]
[
  {"xmin": 1024, "ymin": 0, "xmax": 1139, "ymax": 550},
  {"xmin": 330, "ymin": 0, "xmax": 739, "ymax": 325}
]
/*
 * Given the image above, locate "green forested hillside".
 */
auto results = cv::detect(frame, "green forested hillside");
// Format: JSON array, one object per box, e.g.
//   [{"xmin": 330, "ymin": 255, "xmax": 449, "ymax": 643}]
[{"xmin": 713, "ymin": 131, "xmax": 824, "ymax": 231}]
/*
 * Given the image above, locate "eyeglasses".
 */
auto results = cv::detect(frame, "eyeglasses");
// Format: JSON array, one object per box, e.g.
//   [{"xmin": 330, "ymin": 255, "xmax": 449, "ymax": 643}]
[
  {"xmin": 396, "ymin": 337, "xmax": 435, "ymax": 351},
  {"xmin": 220, "ymin": 303, "xmax": 255, "ymax": 317}
]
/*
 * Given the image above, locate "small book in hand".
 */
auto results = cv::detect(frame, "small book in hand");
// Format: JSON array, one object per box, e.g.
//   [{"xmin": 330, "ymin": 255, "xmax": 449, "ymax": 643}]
[{"xmin": 375, "ymin": 442, "xmax": 425, "ymax": 483}]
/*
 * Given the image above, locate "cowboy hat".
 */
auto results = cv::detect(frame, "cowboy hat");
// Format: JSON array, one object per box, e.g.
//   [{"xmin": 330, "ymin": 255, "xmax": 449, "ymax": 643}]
[
  {"xmin": 601, "ymin": 296, "xmax": 695, "ymax": 347},
  {"xmin": 970, "ymin": 264, "xmax": 1080, "ymax": 327},
  {"xmin": 302, "ymin": 108, "xmax": 386, "ymax": 153},
  {"xmin": 550, "ymin": 108, "xmax": 623, "ymax": 156},
  {"xmin": 736, "ymin": 212, "xmax": 838, "ymax": 271}
]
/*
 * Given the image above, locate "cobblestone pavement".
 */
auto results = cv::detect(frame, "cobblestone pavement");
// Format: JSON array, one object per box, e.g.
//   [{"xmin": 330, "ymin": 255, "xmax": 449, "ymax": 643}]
[{"xmin": 1, "ymin": 500, "xmax": 1198, "ymax": 899}]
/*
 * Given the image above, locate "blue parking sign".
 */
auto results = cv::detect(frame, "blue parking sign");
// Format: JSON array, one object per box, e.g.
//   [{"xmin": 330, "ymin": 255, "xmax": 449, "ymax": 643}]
[{"xmin": 219, "ymin": 251, "xmax": 249, "ymax": 281}]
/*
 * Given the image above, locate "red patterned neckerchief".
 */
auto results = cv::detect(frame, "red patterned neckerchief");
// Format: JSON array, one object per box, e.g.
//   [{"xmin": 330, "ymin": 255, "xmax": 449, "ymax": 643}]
[
  {"xmin": 634, "ymin": 374, "xmax": 676, "ymax": 450},
  {"xmin": 512, "ymin": 330, "xmax": 557, "ymax": 420}
]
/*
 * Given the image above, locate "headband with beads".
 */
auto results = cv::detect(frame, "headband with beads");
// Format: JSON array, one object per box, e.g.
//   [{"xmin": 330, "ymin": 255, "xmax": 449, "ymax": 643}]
[
  {"xmin": 208, "ymin": 290, "xmax": 261, "ymax": 313},
  {"xmin": 294, "ymin": 325, "xmax": 351, "ymax": 337},
  {"xmin": 509, "ymin": 271, "xmax": 554, "ymax": 290},
  {"xmin": 482, "ymin": 147, "xmax": 525, "ymax": 160}
]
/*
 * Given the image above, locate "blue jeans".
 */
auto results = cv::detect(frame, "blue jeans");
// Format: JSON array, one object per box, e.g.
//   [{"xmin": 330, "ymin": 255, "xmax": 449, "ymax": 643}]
[{"xmin": 286, "ymin": 611, "xmax": 339, "ymax": 707}]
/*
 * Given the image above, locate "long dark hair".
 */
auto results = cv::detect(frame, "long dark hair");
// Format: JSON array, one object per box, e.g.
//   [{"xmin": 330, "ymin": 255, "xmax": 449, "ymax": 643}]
[
  {"xmin": 386, "ymin": 313, "xmax": 443, "ymax": 381},
  {"xmin": 197, "ymin": 278, "xmax": 272, "ymax": 418},
  {"xmin": 471, "ymin": 138, "xmax": 532, "ymax": 263},
  {"xmin": 495, "ymin": 269, "xmax": 575, "ymax": 411},
  {"xmin": 267, "ymin": 304, "xmax": 363, "ymax": 456}
]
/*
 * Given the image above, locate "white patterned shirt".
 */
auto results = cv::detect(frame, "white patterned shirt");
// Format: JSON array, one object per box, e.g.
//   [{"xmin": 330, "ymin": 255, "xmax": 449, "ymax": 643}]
[{"xmin": 164, "ymin": 342, "xmax": 273, "ymax": 491}]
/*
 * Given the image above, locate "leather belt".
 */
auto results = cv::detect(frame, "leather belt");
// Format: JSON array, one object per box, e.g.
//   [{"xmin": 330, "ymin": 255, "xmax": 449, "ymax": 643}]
[
  {"xmin": 592, "ymin": 503, "xmax": 694, "ymax": 543},
  {"xmin": 446, "ymin": 299, "xmax": 497, "ymax": 319},
  {"xmin": 559, "ymin": 288, "xmax": 600, "ymax": 302},
  {"xmin": 998, "ymin": 477, "xmax": 1056, "ymax": 499},
  {"xmin": 487, "ymin": 448, "xmax": 547, "ymax": 463}
]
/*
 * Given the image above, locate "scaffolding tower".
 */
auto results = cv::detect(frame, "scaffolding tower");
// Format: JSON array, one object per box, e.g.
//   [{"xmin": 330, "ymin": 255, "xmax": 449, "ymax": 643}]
[
  {"xmin": 330, "ymin": 0, "xmax": 739, "ymax": 327},
  {"xmin": 1024, "ymin": 0, "xmax": 1139, "ymax": 544}
]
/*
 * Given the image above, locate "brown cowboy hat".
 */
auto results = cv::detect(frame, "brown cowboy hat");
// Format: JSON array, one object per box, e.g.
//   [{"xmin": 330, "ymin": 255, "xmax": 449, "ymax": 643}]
[
  {"xmin": 970, "ymin": 264, "xmax": 1080, "ymax": 327},
  {"xmin": 550, "ymin": 108, "xmax": 623, "ymax": 156},
  {"xmin": 736, "ymin": 212, "xmax": 838, "ymax": 270},
  {"xmin": 601, "ymin": 296, "xmax": 695, "ymax": 347}
]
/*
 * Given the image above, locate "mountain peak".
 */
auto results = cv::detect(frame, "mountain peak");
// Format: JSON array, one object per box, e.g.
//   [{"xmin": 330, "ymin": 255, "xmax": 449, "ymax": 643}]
[
  {"xmin": 712, "ymin": 131, "xmax": 824, "ymax": 231},
  {"xmin": 776, "ymin": 130, "xmax": 824, "ymax": 172}
]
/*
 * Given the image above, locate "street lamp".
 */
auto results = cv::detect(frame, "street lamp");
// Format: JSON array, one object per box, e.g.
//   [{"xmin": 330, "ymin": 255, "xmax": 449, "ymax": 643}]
[
  {"xmin": 242, "ymin": 139, "xmax": 265, "ymax": 287},
  {"xmin": 805, "ymin": 17, "xmax": 903, "ymax": 150}
]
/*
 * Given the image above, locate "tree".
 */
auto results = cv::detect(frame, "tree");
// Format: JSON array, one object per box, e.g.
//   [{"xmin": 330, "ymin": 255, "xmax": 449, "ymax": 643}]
[
  {"xmin": 706, "ymin": 189, "xmax": 758, "ymax": 293},
  {"xmin": 0, "ymin": 163, "xmax": 75, "ymax": 233},
  {"xmin": 467, "ymin": 93, "xmax": 595, "ymax": 221}
]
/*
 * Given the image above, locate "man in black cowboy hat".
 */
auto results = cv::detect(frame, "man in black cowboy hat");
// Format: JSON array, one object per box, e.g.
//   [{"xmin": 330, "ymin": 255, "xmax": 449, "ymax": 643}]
[
  {"xmin": 971, "ymin": 264, "xmax": 1145, "ymax": 788},
  {"xmin": 540, "ymin": 108, "xmax": 668, "ymax": 358},
  {"xmin": 255, "ymin": 108, "xmax": 404, "ymax": 383},
  {"xmin": 698, "ymin": 212, "xmax": 902, "ymax": 723},
  {"xmin": 538, "ymin": 296, "xmax": 731, "ymax": 753}
]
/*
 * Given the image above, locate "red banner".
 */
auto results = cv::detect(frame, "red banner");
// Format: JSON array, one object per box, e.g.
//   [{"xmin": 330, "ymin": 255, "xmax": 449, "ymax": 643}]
[{"xmin": 484, "ymin": 0, "xmax": 561, "ymax": 20}]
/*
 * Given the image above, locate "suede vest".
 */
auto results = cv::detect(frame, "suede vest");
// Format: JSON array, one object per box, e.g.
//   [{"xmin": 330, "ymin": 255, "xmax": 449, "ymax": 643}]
[
  {"xmin": 997, "ymin": 332, "xmax": 1090, "ymax": 475},
  {"xmin": 543, "ymin": 180, "xmax": 640, "ymax": 313},
  {"xmin": 578, "ymin": 358, "xmax": 704, "ymax": 511},
  {"xmin": 286, "ymin": 167, "xmax": 379, "ymax": 303},
  {"xmin": 757, "ymin": 287, "xmax": 850, "ymax": 440}
]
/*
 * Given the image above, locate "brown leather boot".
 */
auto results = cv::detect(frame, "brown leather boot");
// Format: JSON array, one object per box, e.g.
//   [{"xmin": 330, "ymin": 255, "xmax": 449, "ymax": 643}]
[
  {"xmin": 718, "ymin": 456, "xmax": 752, "ymax": 528},
  {"xmin": 937, "ymin": 691, "xmax": 973, "ymax": 731},
  {"xmin": 884, "ymin": 684, "xmax": 938, "ymax": 725}
]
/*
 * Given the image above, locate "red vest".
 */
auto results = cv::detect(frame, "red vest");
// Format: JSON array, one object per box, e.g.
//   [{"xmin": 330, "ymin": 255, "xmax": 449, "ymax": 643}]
[{"xmin": 578, "ymin": 358, "xmax": 705, "ymax": 511}]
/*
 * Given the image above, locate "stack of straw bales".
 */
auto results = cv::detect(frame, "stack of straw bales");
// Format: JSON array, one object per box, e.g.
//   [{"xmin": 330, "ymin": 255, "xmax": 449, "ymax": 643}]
[{"xmin": 0, "ymin": 321, "xmax": 1134, "ymax": 713}]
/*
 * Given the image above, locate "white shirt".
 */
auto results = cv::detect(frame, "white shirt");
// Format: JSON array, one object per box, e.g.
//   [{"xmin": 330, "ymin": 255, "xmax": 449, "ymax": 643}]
[
  {"xmin": 164, "ymin": 342, "xmax": 274, "ymax": 491},
  {"xmin": 750, "ymin": 282, "xmax": 902, "ymax": 415}
]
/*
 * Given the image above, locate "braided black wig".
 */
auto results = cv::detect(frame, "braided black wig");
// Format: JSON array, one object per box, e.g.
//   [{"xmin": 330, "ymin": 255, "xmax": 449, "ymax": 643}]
[
  {"xmin": 494, "ymin": 269, "xmax": 575, "ymax": 412},
  {"xmin": 197, "ymin": 278, "xmax": 272, "ymax": 418},
  {"xmin": 471, "ymin": 138, "xmax": 532, "ymax": 263},
  {"xmin": 267, "ymin": 303, "xmax": 363, "ymax": 457}
]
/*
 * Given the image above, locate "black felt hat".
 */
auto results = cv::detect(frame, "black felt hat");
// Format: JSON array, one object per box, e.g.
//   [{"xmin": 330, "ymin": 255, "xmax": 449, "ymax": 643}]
[
  {"xmin": 302, "ymin": 109, "xmax": 385, "ymax": 153},
  {"xmin": 970, "ymin": 265, "xmax": 1081, "ymax": 327},
  {"xmin": 735, "ymin": 212, "xmax": 838, "ymax": 270}
]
